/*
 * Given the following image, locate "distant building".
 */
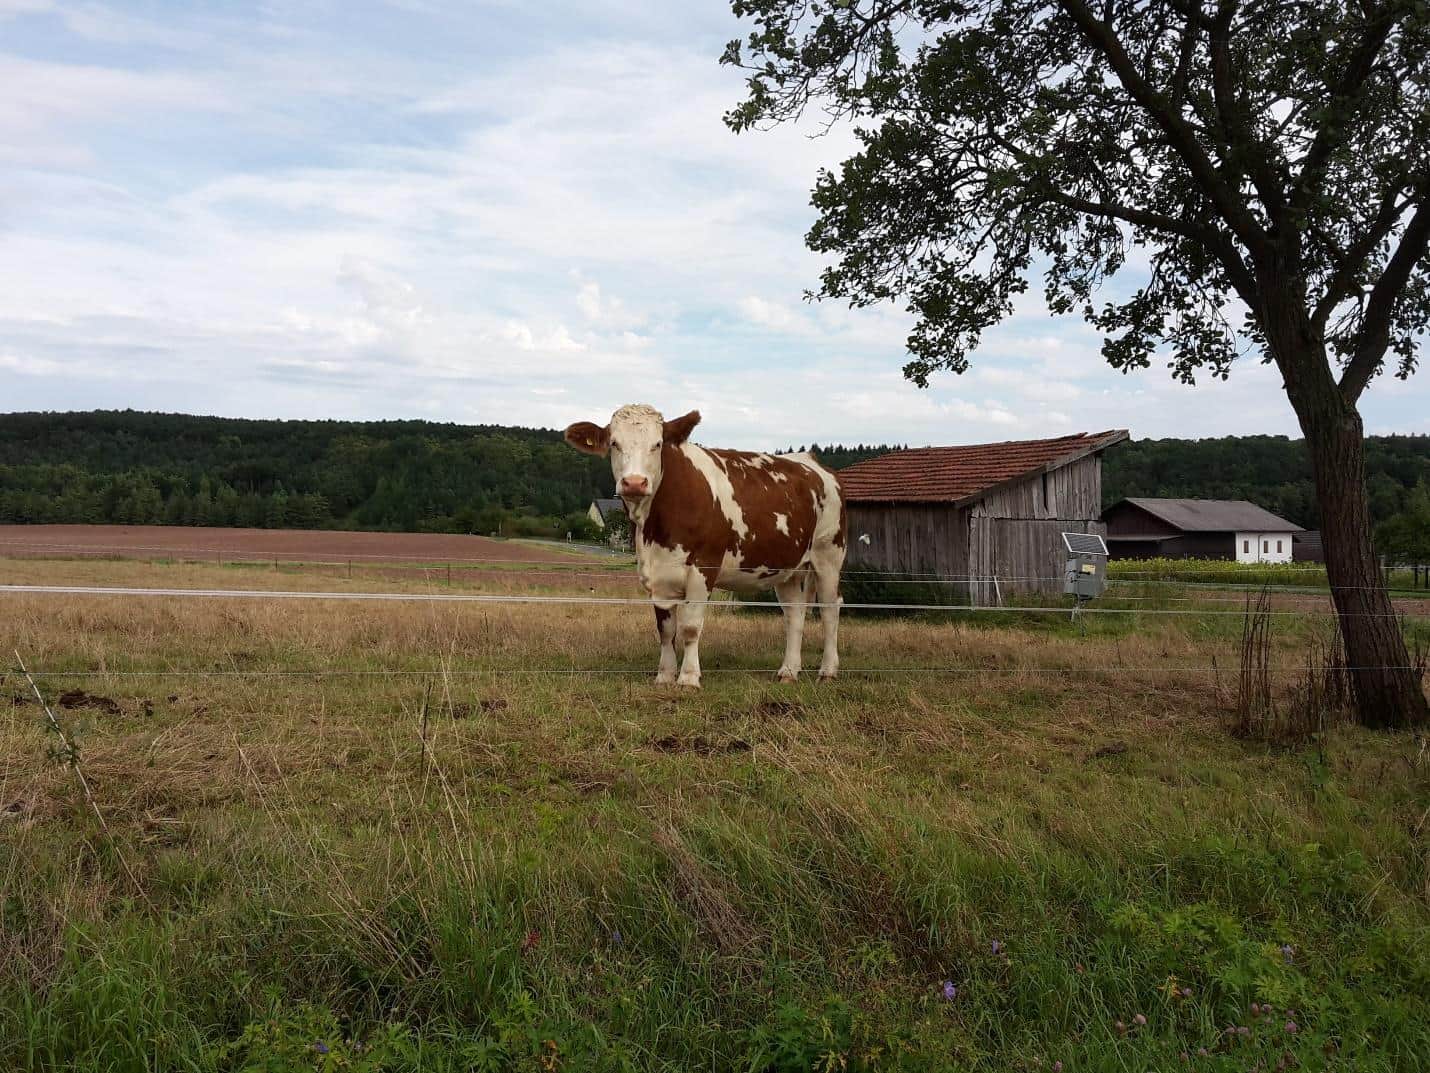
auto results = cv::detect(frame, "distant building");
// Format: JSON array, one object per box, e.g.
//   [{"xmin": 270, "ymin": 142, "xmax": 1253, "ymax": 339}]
[
  {"xmin": 1101, "ymin": 498, "xmax": 1302, "ymax": 562},
  {"xmin": 837, "ymin": 430, "xmax": 1128, "ymax": 605},
  {"xmin": 587, "ymin": 497, "xmax": 624, "ymax": 529}
]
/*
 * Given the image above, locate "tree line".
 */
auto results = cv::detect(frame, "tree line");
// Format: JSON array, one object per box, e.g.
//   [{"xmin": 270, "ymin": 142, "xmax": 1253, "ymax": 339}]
[
  {"xmin": 1101, "ymin": 434, "xmax": 1430, "ymax": 530},
  {"xmin": 0, "ymin": 413, "xmax": 1425, "ymax": 545}
]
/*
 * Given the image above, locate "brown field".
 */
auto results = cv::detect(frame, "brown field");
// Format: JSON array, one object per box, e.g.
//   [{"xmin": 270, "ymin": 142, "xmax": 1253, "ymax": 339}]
[{"xmin": 0, "ymin": 524, "xmax": 609, "ymax": 565}]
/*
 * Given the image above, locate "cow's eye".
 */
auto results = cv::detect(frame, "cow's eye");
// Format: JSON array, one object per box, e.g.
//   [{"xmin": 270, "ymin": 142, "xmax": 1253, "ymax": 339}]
[
  {"xmin": 655, "ymin": 440, "xmax": 662, "ymax": 449},
  {"xmin": 610, "ymin": 440, "xmax": 621, "ymax": 451}
]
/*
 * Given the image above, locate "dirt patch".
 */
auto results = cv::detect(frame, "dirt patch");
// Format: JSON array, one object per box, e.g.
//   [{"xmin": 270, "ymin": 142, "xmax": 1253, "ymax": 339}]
[
  {"xmin": 1088, "ymin": 741, "xmax": 1130, "ymax": 760},
  {"xmin": 648, "ymin": 734, "xmax": 751, "ymax": 756},
  {"xmin": 57, "ymin": 690, "xmax": 122, "ymax": 716}
]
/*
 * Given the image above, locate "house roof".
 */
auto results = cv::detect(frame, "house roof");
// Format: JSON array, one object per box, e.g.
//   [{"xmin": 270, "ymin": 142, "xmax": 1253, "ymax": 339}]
[
  {"xmin": 837, "ymin": 430, "xmax": 1129, "ymax": 505},
  {"xmin": 1109, "ymin": 498, "xmax": 1303, "ymax": 533},
  {"xmin": 591, "ymin": 497, "xmax": 623, "ymax": 516}
]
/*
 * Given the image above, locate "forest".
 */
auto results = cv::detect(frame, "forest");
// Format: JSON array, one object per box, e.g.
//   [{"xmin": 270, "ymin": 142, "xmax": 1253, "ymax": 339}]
[{"xmin": 0, "ymin": 411, "xmax": 1426, "ymax": 540}]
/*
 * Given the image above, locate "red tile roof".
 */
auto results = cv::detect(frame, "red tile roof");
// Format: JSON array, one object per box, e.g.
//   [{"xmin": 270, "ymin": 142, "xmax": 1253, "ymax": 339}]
[{"xmin": 836, "ymin": 430, "xmax": 1129, "ymax": 504}]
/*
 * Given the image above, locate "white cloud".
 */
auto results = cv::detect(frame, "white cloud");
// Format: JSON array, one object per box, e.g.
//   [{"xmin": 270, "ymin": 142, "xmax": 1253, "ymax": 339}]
[{"xmin": 0, "ymin": 2, "xmax": 1422, "ymax": 444}]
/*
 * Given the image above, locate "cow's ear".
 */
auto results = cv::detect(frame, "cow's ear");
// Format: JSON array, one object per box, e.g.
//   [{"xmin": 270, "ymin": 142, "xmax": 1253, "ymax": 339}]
[
  {"xmin": 564, "ymin": 422, "xmax": 610, "ymax": 456},
  {"xmin": 663, "ymin": 410, "xmax": 701, "ymax": 446}
]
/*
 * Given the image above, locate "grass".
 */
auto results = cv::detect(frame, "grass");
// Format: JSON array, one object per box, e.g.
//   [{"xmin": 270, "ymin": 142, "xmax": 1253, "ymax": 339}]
[{"xmin": 1, "ymin": 557, "xmax": 1427, "ymax": 1071}]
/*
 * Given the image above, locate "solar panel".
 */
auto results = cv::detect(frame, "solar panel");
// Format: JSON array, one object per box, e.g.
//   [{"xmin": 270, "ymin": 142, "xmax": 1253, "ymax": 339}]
[{"xmin": 1062, "ymin": 532, "xmax": 1108, "ymax": 556}]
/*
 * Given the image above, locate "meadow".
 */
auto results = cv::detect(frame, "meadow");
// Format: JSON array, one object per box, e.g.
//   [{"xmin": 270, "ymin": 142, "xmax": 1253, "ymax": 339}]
[{"xmin": 1, "ymin": 554, "xmax": 1427, "ymax": 1072}]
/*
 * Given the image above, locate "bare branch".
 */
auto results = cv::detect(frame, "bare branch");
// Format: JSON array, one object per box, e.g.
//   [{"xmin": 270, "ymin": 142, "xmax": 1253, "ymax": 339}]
[
  {"xmin": 1312, "ymin": 180, "xmax": 1418, "ymax": 331},
  {"xmin": 1339, "ymin": 194, "xmax": 1430, "ymax": 402}
]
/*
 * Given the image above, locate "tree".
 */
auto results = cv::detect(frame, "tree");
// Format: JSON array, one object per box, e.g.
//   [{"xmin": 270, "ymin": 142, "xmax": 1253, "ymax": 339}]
[
  {"xmin": 725, "ymin": 0, "xmax": 1430, "ymax": 727},
  {"xmin": 602, "ymin": 506, "xmax": 633, "ymax": 551},
  {"xmin": 1378, "ymin": 480, "xmax": 1430, "ymax": 587}
]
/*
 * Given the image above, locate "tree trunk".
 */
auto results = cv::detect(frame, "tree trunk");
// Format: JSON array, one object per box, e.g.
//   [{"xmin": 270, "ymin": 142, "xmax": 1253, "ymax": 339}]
[{"xmin": 1299, "ymin": 405, "xmax": 1428, "ymax": 728}]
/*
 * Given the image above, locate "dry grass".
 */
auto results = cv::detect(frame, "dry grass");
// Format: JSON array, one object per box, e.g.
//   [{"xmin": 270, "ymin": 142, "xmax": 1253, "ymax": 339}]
[{"xmin": 2, "ymin": 556, "xmax": 1427, "ymax": 1071}]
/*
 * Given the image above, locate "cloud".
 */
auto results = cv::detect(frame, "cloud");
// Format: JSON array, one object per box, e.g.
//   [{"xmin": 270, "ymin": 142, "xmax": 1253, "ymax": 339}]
[{"xmin": 0, "ymin": 1, "xmax": 1422, "ymax": 445}]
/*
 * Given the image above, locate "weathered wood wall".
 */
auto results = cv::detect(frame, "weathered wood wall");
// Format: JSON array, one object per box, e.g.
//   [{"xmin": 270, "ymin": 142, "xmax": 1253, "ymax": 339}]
[
  {"xmin": 968, "ymin": 455, "xmax": 1105, "ymax": 602},
  {"xmin": 845, "ymin": 503, "xmax": 971, "ymax": 602},
  {"xmin": 846, "ymin": 454, "xmax": 1107, "ymax": 606}
]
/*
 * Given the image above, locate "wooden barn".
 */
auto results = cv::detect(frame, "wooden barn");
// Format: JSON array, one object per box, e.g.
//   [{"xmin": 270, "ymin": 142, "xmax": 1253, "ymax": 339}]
[{"xmin": 836, "ymin": 430, "xmax": 1128, "ymax": 605}]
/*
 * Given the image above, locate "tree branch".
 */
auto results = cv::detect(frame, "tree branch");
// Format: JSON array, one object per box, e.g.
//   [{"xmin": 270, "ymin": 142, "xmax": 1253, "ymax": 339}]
[
  {"xmin": 1207, "ymin": 1, "xmax": 1291, "ymax": 232},
  {"xmin": 1339, "ymin": 194, "xmax": 1430, "ymax": 402},
  {"xmin": 1312, "ymin": 180, "xmax": 1416, "ymax": 331},
  {"xmin": 1056, "ymin": 0, "xmax": 1273, "ymax": 260},
  {"xmin": 1289, "ymin": 4, "xmax": 1400, "ymax": 215},
  {"xmin": 1039, "ymin": 187, "xmax": 1257, "ymax": 299}
]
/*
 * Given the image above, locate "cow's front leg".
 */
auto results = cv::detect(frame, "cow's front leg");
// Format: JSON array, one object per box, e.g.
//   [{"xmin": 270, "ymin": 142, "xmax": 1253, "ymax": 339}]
[
  {"xmin": 774, "ymin": 573, "xmax": 809, "ymax": 682},
  {"xmin": 653, "ymin": 602, "xmax": 679, "ymax": 684},
  {"xmin": 676, "ymin": 570, "xmax": 709, "ymax": 689}
]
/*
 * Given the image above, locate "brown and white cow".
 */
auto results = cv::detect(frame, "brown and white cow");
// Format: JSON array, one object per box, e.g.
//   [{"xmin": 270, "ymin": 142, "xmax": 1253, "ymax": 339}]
[{"xmin": 564, "ymin": 404, "xmax": 845, "ymax": 688}]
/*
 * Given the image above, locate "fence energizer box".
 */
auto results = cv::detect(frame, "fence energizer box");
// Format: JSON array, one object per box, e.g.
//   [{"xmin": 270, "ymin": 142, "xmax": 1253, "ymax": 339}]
[{"xmin": 1061, "ymin": 532, "xmax": 1109, "ymax": 599}]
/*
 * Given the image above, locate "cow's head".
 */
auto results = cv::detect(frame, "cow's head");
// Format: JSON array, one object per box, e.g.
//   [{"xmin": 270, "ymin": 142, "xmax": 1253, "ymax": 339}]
[{"xmin": 564, "ymin": 404, "xmax": 701, "ymax": 502}]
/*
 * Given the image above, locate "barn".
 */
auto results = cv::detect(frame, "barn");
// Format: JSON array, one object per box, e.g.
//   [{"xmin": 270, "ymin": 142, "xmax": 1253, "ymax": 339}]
[
  {"xmin": 836, "ymin": 430, "xmax": 1129, "ymax": 605},
  {"xmin": 1100, "ymin": 498, "xmax": 1303, "ymax": 562}
]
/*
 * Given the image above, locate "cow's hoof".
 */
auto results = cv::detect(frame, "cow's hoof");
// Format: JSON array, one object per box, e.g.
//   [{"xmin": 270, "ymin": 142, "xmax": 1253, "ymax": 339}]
[
  {"xmin": 655, "ymin": 674, "xmax": 677, "ymax": 686},
  {"xmin": 776, "ymin": 669, "xmax": 798, "ymax": 683},
  {"xmin": 818, "ymin": 671, "xmax": 838, "ymax": 681},
  {"xmin": 676, "ymin": 676, "xmax": 701, "ymax": 690}
]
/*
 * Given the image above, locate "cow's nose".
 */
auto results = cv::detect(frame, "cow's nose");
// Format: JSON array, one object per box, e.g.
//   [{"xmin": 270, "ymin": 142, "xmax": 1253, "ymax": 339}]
[{"xmin": 619, "ymin": 475, "xmax": 650, "ymax": 497}]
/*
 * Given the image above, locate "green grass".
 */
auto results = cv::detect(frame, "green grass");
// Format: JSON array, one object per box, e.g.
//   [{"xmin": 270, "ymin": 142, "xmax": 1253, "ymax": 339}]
[{"xmin": 1, "ymin": 558, "xmax": 1427, "ymax": 1071}]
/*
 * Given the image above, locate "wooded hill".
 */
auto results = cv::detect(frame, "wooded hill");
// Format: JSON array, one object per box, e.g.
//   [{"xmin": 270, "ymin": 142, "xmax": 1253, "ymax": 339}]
[{"xmin": 0, "ymin": 411, "xmax": 1425, "ymax": 535}]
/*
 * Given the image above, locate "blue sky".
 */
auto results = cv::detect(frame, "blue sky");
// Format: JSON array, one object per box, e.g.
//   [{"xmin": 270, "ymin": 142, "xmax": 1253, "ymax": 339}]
[{"xmin": 1, "ymin": 0, "xmax": 1425, "ymax": 449}]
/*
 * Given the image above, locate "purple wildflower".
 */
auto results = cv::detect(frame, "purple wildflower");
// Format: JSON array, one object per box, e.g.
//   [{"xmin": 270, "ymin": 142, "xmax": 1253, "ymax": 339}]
[
  {"xmin": 1237, "ymin": 1026, "xmax": 1252, "ymax": 1038},
  {"xmin": 611, "ymin": 930, "xmax": 623, "ymax": 945},
  {"xmin": 1280, "ymin": 944, "xmax": 1295, "ymax": 963},
  {"xmin": 1285, "ymin": 1021, "xmax": 1299, "ymax": 1034},
  {"xmin": 313, "ymin": 1041, "xmax": 330, "ymax": 1055},
  {"xmin": 1251, "ymin": 1003, "xmax": 1262, "ymax": 1017},
  {"xmin": 1197, "ymin": 1048, "xmax": 1209, "ymax": 1058},
  {"xmin": 1180, "ymin": 987, "xmax": 1193, "ymax": 998},
  {"xmin": 990, "ymin": 940, "xmax": 1002, "ymax": 955},
  {"xmin": 942, "ymin": 980, "xmax": 957, "ymax": 1001},
  {"xmin": 1053, "ymin": 1062, "xmax": 1063, "ymax": 1072},
  {"xmin": 1134, "ymin": 1013, "xmax": 1147, "ymax": 1027}
]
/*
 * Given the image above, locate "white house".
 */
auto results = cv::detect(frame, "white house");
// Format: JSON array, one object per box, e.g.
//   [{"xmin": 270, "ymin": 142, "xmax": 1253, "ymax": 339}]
[
  {"xmin": 1235, "ymin": 530, "xmax": 1295, "ymax": 564},
  {"xmin": 587, "ymin": 497, "xmax": 623, "ymax": 529}
]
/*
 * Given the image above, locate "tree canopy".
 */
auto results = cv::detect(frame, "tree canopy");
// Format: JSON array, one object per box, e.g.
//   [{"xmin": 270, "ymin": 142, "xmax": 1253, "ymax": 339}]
[{"xmin": 725, "ymin": 0, "xmax": 1430, "ymax": 392}]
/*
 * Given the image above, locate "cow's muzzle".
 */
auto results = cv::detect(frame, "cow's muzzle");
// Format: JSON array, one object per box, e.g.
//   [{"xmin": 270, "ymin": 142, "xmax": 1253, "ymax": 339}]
[{"xmin": 619, "ymin": 475, "xmax": 650, "ymax": 498}]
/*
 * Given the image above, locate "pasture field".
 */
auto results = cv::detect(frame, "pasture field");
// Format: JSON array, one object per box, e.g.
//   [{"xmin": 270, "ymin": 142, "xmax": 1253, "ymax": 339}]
[{"xmin": 1, "ymin": 555, "xmax": 1428, "ymax": 1072}]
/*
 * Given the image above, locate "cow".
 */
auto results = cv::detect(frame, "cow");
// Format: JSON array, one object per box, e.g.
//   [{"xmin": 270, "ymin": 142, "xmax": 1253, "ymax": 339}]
[{"xmin": 564, "ymin": 404, "xmax": 845, "ymax": 688}]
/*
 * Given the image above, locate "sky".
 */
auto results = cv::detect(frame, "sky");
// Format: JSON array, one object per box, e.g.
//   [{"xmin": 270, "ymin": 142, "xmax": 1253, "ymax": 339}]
[{"xmin": 1, "ymin": 0, "xmax": 1425, "ymax": 450}]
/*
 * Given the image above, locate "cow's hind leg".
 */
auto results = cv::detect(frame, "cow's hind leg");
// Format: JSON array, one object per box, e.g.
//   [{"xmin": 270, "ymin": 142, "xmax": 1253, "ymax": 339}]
[
  {"xmin": 676, "ymin": 570, "xmax": 709, "ymax": 689},
  {"xmin": 775, "ymin": 572, "xmax": 809, "ymax": 682},
  {"xmin": 653, "ymin": 602, "xmax": 679, "ymax": 684},
  {"xmin": 811, "ymin": 545, "xmax": 844, "ymax": 680}
]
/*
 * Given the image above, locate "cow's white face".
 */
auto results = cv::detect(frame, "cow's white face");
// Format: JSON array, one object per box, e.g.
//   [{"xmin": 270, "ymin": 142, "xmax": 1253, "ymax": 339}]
[{"xmin": 564, "ymin": 404, "xmax": 701, "ymax": 503}]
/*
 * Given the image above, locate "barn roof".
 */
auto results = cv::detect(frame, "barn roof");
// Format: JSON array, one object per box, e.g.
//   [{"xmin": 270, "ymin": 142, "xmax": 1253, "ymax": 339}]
[
  {"xmin": 837, "ymin": 430, "xmax": 1129, "ymax": 505},
  {"xmin": 591, "ymin": 497, "xmax": 623, "ymax": 516},
  {"xmin": 1108, "ymin": 498, "xmax": 1303, "ymax": 533}
]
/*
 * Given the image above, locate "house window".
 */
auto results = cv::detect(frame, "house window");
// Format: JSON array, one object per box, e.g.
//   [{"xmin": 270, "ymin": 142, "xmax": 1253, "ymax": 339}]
[
  {"xmin": 1277, "ymin": 540, "xmax": 1283, "ymax": 553},
  {"xmin": 1263, "ymin": 540, "xmax": 1269, "ymax": 553},
  {"xmin": 1243, "ymin": 540, "xmax": 1249, "ymax": 553}
]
